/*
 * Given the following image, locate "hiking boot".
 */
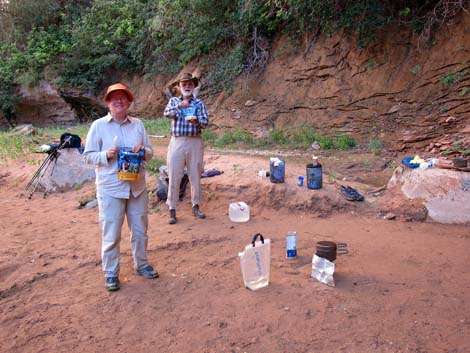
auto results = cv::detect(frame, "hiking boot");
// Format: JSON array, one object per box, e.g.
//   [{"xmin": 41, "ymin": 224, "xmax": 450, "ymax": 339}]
[
  {"xmin": 192, "ymin": 204, "xmax": 206, "ymax": 219},
  {"xmin": 135, "ymin": 265, "xmax": 159, "ymax": 279},
  {"xmin": 105, "ymin": 277, "xmax": 120, "ymax": 291},
  {"xmin": 169, "ymin": 209, "xmax": 177, "ymax": 224}
]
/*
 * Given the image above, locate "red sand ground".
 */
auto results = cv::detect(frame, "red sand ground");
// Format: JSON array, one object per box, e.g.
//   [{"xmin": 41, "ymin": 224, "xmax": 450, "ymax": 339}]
[{"xmin": 1, "ymin": 147, "xmax": 470, "ymax": 353}]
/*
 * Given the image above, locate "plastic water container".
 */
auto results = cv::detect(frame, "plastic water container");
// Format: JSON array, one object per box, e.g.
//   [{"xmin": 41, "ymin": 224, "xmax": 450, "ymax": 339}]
[
  {"xmin": 286, "ymin": 231, "xmax": 297, "ymax": 258},
  {"xmin": 229, "ymin": 202, "xmax": 250, "ymax": 222},
  {"xmin": 269, "ymin": 157, "xmax": 285, "ymax": 183},
  {"xmin": 239, "ymin": 233, "xmax": 271, "ymax": 290}
]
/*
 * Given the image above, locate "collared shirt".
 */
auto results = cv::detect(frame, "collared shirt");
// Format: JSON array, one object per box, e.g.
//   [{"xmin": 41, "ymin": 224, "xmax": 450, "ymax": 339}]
[
  {"xmin": 84, "ymin": 113, "xmax": 154, "ymax": 199},
  {"xmin": 163, "ymin": 96, "xmax": 209, "ymax": 137}
]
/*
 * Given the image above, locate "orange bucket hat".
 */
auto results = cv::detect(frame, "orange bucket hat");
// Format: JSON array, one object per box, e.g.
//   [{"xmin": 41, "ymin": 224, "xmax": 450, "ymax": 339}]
[{"xmin": 104, "ymin": 83, "xmax": 134, "ymax": 103}]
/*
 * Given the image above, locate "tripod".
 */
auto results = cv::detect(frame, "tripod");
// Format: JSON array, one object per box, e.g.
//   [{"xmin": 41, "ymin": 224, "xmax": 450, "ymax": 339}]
[{"xmin": 23, "ymin": 136, "xmax": 71, "ymax": 199}]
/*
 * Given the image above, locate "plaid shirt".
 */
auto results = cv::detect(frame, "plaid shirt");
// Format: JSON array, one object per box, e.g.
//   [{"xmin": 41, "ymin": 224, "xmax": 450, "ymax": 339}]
[{"xmin": 163, "ymin": 96, "xmax": 208, "ymax": 137}]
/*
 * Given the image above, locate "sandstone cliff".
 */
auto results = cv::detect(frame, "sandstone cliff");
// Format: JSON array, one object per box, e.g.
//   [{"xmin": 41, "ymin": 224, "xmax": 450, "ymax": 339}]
[{"xmin": 9, "ymin": 13, "xmax": 470, "ymax": 155}]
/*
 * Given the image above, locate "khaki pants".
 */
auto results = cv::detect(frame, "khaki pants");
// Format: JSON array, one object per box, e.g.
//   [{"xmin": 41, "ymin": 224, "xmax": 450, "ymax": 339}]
[
  {"xmin": 97, "ymin": 191, "xmax": 149, "ymax": 278},
  {"xmin": 166, "ymin": 136, "xmax": 204, "ymax": 209}
]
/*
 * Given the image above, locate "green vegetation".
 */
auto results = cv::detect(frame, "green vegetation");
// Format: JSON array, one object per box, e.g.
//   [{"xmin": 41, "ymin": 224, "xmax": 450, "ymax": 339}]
[
  {"xmin": 334, "ymin": 135, "xmax": 357, "ymax": 150},
  {"xmin": 368, "ymin": 139, "xmax": 383, "ymax": 155},
  {"xmin": 440, "ymin": 70, "xmax": 468, "ymax": 88},
  {"xmin": 0, "ymin": 125, "xmax": 88, "ymax": 160},
  {"xmin": 143, "ymin": 118, "xmax": 170, "ymax": 136},
  {"xmin": 206, "ymin": 126, "xmax": 356, "ymax": 151},
  {"xmin": 1, "ymin": 0, "xmax": 464, "ymax": 121},
  {"xmin": 209, "ymin": 128, "xmax": 255, "ymax": 148},
  {"xmin": 0, "ymin": 134, "xmax": 36, "ymax": 159},
  {"xmin": 441, "ymin": 141, "xmax": 470, "ymax": 156},
  {"xmin": 410, "ymin": 65, "xmax": 421, "ymax": 75},
  {"xmin": 0, "ymin": 123, "xmax": 357, "ymax": 161},
  {"xmin": 145, "ymin": 156, "xmax": 166, "ymax": 175},
  {"xmin": 204, "ymin": 46, "xmax": 244, "ymax": 95}
]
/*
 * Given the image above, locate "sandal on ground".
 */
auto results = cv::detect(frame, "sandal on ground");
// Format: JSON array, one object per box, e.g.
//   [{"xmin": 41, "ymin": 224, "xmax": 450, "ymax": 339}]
[{"xmin": 339, "ymin": 185, "xmax": 364, "ymax": 201}]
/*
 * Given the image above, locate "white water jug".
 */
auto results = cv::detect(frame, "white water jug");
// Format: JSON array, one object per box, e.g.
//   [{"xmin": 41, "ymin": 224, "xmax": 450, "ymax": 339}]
[{"xmin": 229, "ymin": 202, "xmax": 250, "ymax": 222}]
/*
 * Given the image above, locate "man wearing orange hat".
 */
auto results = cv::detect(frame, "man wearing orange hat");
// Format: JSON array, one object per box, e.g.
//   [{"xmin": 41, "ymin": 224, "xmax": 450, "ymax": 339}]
[
  {"xmin": 164, "ymin": 73, "xmax": 209, "ymax": 224},
  {"xmin": 84, "ymin": 83, "xmax": 158, "ymax": 291}
]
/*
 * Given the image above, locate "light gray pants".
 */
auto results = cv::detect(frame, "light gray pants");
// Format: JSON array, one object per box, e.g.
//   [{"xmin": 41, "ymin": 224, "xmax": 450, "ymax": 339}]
[
  {"xmin": 97, "ymin": 191, "xmax": 149, "ymax": 278},
  {"xmin": 166, "ymin": 136, "xmax": 204, "ymax": 209}
]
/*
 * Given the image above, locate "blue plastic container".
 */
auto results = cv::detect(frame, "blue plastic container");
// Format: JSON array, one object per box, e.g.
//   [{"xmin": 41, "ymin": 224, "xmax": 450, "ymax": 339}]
[{"xmin": 269, "ymin": 157, "xmax": 285, "ymax": 183}]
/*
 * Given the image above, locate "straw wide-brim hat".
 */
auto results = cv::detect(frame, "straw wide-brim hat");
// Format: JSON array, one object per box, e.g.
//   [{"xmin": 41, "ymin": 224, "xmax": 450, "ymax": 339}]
[
  {"xmin": 168, "ymin": 73, "xmax": 199, "ymax": 89},
  {"xmin": 104, "ymin": 83, "xmax": 134, "ymax": 103}
]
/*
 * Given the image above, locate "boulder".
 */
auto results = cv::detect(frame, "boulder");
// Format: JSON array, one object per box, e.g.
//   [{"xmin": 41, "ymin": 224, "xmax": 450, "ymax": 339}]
[
  {"xmin": 38, "ymin": 149, "xmax": 95, "ymax": 192},
  {"xmin": 387, "ymin": 166, "xmax": 470, "ymax": 224}
]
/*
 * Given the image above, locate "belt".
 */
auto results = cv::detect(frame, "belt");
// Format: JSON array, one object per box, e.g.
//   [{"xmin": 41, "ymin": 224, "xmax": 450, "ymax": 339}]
[{"xmin": 172, "ymin": 135, "xmax": 201, "ymax": 138}]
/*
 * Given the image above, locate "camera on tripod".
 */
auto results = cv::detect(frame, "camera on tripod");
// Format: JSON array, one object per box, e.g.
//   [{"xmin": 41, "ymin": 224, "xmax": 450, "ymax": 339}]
[{"xmin": 23, "ymin": 133, "xmax": 82, "ymax": 199}]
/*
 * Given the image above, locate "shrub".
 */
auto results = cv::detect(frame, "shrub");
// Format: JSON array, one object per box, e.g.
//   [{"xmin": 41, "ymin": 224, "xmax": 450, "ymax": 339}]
[
  {"xmin": 143, "ymin": 118, "xmax": 170, "ymax": 136},
  {"xmin": 269, "ymin": 130, "xmax": 288, "ymax": 144},
  {"xmin": 145, "ymin": 157, "xmax": 166, "ymax": 175},
  {"xmin": 368, "ymin": 139, "xmax": 383, "ymax": 155},
  {"xmin": 289, "ymin": 126, "xmax": 318, "ymax": 148},
  {"xmin": 410, "ymin": 65, "xmax": 420, "ymax": 75},
  {"xmin": 213, "ymin": 128, "xmax": 254, "ymax": 148},
  {"xmin": 60, "ymin": 0, "xmax": 148, "ymax": 90},
  {"xmin": 316, "ymin": 135, "xmax": 335, "ymax": 149},
  {"xmin": 334, "ymin": 135, "xmax": 356, "ymax": 150},
  {"xmin": 202, "ymin": 129, "xmax": 217, "ymax": 143},
  {"xmin": 440, "ymin": 70, "xmax": 467, "ymax": 88},
  {"xmin": 205, "ymin": 46, "xmax": 245, "ymax": 95}
]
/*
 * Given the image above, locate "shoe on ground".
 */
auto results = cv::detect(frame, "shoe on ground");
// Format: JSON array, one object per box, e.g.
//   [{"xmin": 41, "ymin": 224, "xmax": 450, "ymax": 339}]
[
  {"xmin": 347, "ymin": 186, "xmax": 364, "ymax": 201},
  {"xmin": 192, "ymin": 204, "xmax": 206, "ymax": 219},
  {"xmin": 105, "ymin": 277, "xmax": 120, "ymax": 291},
  {"xmin": 168, "ymin": 209, "xmax": 177, "ymax": 224},
  {"xmin": 136, "ymin": 265, "xmax": 159, "ymax": 279},
  {"xmin": 339, "ymin": 185, "xmax": 364, "ymax": 201}
]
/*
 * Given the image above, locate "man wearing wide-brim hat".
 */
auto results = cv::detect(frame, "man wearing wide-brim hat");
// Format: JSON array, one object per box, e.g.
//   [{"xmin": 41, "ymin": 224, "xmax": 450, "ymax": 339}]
[{"xmin": 163, "ymin": 73, "xmax": 209, "ymax": 224}]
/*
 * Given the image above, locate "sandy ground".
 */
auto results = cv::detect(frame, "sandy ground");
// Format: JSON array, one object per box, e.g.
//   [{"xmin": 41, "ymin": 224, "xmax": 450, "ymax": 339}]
[{"xmin": 1, "ymin": 146, "xmax": 470, "ymax": 353}]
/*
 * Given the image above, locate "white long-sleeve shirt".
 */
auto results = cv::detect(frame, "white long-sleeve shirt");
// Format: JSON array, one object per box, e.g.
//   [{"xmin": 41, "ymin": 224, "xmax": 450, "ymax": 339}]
[{"xmin": 84, "ymin": 113, "xmax": 154, "ymax": 198}]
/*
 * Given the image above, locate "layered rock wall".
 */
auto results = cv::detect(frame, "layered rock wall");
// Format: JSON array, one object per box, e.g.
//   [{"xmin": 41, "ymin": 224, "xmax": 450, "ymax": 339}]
[
  {"xmin": 9, "ymin": 14, "xmax": 470, "ymax": 155},
  {"xmin": 209, "ymin": 14, "xmax": 470, "ymax": 153}
]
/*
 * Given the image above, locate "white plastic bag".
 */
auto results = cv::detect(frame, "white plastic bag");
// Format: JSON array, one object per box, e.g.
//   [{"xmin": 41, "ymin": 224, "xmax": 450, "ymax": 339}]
[
  {"xmin": 239, "ymin": 233, "xmax": 271, "ymax": 290},
  {"xmin": 311, "ymin": 254, "xmax": 335, "ymax": 287}
]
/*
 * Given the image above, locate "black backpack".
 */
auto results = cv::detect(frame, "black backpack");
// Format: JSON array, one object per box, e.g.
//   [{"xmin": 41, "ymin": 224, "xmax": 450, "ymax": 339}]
[{"xmin": 60, "ymin": 133, "xmax": 82, "ymax": 149}]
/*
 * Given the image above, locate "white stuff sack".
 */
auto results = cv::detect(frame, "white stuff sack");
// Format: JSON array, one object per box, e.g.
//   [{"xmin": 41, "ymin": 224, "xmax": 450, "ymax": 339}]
[{"xmin": 238, "ymin": 233, "xmax": 271, "ymax": 290}]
